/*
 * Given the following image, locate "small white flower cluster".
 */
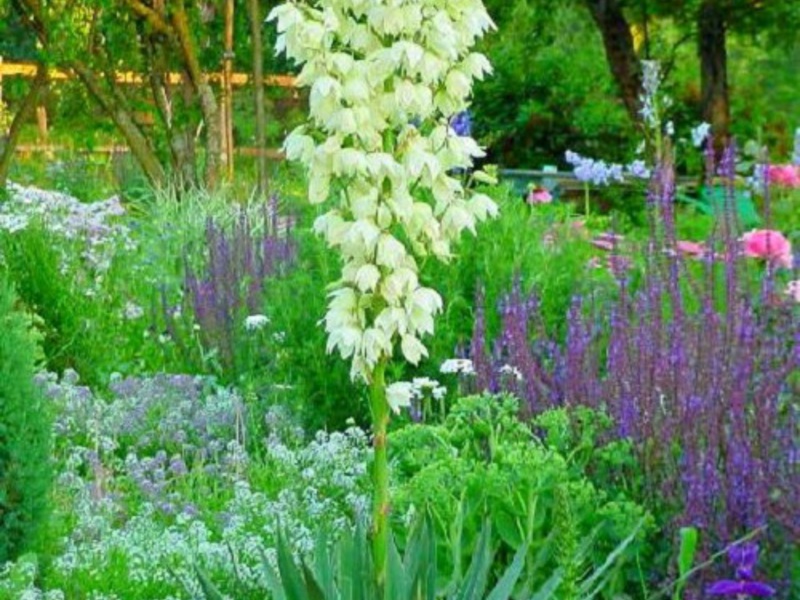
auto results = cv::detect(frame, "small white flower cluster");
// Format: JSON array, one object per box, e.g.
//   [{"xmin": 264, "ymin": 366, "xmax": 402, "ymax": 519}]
[
  {"xmin": 244, "ymin": 314, "xmax": 270, "ymax": 331},
  {"xmin": 385, "ymin": 376, "xmax": 446, "ymax": 413},
  {"xmin": 639, "ymin": 60, "xmax": 672, "ymax": 132},
  {"xmin": 499, "ymin": 364, "xmax": 523, "ymax": 381},
  {"xmin": 793, "ymin": 128, "xmax": 800, "ymax": 166},
  {"xmin": 269, "ymin": 0, "xmax": 498, "ymax": 381},
  {"xmin": 786, "ymin": 280, "xmax": 800, "ymax": 303},
  {"xmin": 691, "ymin": 122, "xmax": 711, "ymax": 148},
  {"xmin": 440, "ymin": 357, "xmax": 475, "ymax": 374},
  {"xmin": 28, "ymin": 372, "xmax": 372, "ymax": 598},
  {"xmin": 0, "ymin": 182, "xmax": 133, "ymax": 274}
]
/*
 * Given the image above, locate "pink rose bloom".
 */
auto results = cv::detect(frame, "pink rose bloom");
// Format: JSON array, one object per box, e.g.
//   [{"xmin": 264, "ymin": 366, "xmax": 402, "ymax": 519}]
[
  {"xmin": 741, "ymin": 229, "xmax": 793, "ymax": 268},
  {"xmin": 527, "ymin": 187, "xmax": 553, "ymax": 204},
  {"xmin": 786, "ymin": 281, "xmax": 800, "ymax": 303},
  {"xmin": 676, "ymin": 240, "xmax": 706, "ymax": 258},
  {"xmin": 767, "ymin": 165, "xmax": 800, "ymax": 188}
]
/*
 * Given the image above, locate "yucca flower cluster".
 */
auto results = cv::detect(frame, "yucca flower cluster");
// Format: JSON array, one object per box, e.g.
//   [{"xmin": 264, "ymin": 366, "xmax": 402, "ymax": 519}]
[{"xmin": 269, "ymin": 0, "xmax": 498, "ymax": 391}]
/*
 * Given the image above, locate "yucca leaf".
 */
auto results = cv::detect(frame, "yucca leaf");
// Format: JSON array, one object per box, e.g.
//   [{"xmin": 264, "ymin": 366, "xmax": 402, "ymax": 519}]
[
  {"xmin": 485, "ymin": 542, "xmax": 529, "ymax": 600},
  {"xmin": 578, "ymin": 518, "xmax": 643, "ymax": 599},
  {"xmin": 260, "ymin": 549, "xmax": 287, "ymax": 600},
  {"xmin": 276, "ymin": 529, "xmax": 311, "ymax": 600},
  {"xmin": 528, "ymin": 568, "xmax": 564, "ymax": 600},
  {"xmin": 387, "ymin": 532, "xmax": 408, "ymax": 600},
  {"xmin": 312, "ymin": 529, "xmax": 336, "ymax": 599},
  {"xmin": 301, "ymin": 562, "xmax": 327, "ymax": 600},
  {"xmin": 194, "ymin": 565, "xmax": 226, "ymax": 600},
  {"xmin": 455, "ymin": 520, "xmax": 493, "ymax": 600}
]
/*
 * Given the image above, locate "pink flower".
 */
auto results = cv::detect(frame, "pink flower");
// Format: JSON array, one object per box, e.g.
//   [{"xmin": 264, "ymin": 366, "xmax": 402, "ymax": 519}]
[
  {"xmin": 676, "ymin": 240, "xmax": 706, "ymax": 258},
  {"xmin": 741, "ymin": 229, "xmax": 793, "ymax": 268},
  {"xmin": 526, "ymin": 187, "xmax": 552, "ymax": 204},
  {"xmin": 767, "ymin": 164, "xmax": 800, "ymax": 188},
  {"xmin": 591, "ymin": 232, "xmax": 625, "ymax": 251},
  {"xmin": 786, "ymin": 281, "xmax": 800, "ymax": 303}
]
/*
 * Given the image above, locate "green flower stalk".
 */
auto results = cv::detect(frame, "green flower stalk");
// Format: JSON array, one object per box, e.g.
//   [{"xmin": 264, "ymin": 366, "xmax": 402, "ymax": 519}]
[
  {"xmin": 369, "ymin": 360, "xmax": 390, "ymax": 586},
  {"xmin": 269, "ymin": 0, "xmax": 497, "ymax": 589}
]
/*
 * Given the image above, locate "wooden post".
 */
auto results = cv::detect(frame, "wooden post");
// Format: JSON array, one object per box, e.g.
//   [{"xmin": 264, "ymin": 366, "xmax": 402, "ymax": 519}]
[
  {"xmin": 222, "ymin": 0, "xmax": 235, "ymax": 180},
  {"xmin": 248, "ymin": 0, "xmax": 268, "ymax": 197},
  {"xmin": 0, "ymin": 56, "xmax": 5, "ymax": 135}
]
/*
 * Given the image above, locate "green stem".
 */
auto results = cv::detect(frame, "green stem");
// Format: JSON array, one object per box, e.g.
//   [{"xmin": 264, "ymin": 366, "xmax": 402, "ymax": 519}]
[
  {"xmin": 369, "ymin": 361, "xmax": 390, "ymax": 591},
  {"xmin": 584, "ymin": 182, "xmax": 590, "ymax": 217}
]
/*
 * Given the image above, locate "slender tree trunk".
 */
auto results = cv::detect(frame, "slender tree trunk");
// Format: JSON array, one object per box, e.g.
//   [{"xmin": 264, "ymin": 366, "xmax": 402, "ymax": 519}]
[
  {"xmin": 222, "ymin": 0, "xmax": 235, "ymax": 181},
  {"xmin": 248, "ymin": 0, "xmax": 268, "ymax": 198},
  {"xmin": 0, "ymin": 65, "xmax": 47, "ymax": 189},
  {"xmin": 584, "ymin": 0, "xmax": 643, "ymax": 124},
  {"xmin": 74, "ymin": 62, "xmax": 166, "ymax": 187},
  {"xmin": 171, "ymin": 1, "xmax": 221, "ymax": 190},
  {"xmin": 698, "ymin": 0, "xmax": 730, "ymax": 146}
]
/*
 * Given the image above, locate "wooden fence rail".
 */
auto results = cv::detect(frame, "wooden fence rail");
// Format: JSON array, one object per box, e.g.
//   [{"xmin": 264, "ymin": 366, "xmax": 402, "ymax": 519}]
[{"xmin": 0, "ymin": 61, "xmax": 296, "ymax": 88}]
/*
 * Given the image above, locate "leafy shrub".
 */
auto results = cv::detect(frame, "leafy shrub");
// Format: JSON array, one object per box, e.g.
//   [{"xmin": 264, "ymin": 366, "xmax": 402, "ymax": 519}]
[
  {"xmin": 0, "ymin": 277, "xmax": 51, "ymax": 563},
  {"xmin": 260, "ymin": 227, "xmax": 365, "ymax": 431},
  {"xmin": 389, "ymin": 394, "xmax": 653, "ymax": 598}
]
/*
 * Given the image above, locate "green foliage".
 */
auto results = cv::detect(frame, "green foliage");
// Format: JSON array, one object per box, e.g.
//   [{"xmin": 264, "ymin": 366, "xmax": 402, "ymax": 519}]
[
  {"xmin": 676, "ymin": 184, "xmax": 761, "ymax": 229},
  {"xmin": 0, "ymin": 277, "xmax": 51, "ymax": 564},
  {"xmin": 421, "ymin": 186, "xmax": 613, "ymax": 377},
  {"xmin": 475, "ymin": 0, "xmax": 633, "ymax": 168},
  {"xmin": 260, "ymin": 226, "xmax": 367, "ymax": 431},
  {"xmin": 389, "ymin": 395, "xmax": 653, "ymax": 599},
  {"xmin": 672, "ymin": 527, "xmax": 699, "ymax": 600},
  {"xmin": 196, "ymin": 518, "xmax": 556, "ymax": 600},
  {"xmin": 0, "ymin": 220, "xmax": 138, "ymax": 384}
]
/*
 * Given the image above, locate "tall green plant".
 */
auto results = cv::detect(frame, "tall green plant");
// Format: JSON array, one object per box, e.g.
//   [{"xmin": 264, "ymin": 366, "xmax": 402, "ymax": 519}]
[
  {"xmin": 269, "ymin": 0, "xmax": 498, "ymax": 589},
  {"xmin": 0, "ymin": 277, "xmax": 51, "ymax": 563}
]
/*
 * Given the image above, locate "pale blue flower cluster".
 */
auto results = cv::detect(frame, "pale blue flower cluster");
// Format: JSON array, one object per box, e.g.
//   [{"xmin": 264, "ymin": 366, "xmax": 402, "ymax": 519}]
[
  {"xmin": 565, "ymin": 151, "xmax": 651, "ymax": 185},
  {"xmin": 793, "ymin": 127, "xmax": 800, "ymax": 166}
]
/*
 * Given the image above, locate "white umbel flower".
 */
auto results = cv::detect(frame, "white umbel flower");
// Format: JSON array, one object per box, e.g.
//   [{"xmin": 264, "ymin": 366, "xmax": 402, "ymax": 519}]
[{"xmin": 245, "ymin": 315, "xmax": 270, "ymax": 331}]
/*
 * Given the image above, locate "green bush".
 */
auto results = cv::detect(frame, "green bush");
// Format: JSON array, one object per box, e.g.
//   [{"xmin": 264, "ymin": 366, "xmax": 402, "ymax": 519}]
[
  {"xmin": 389, "ymin": 395, "xmax": 654, "ymax": 598},
  {"xmin": 261, "ymin": 227, "xmax": 367, "ymax": 431},
  {"xmin": 0, "ymin": 277, "xmax": 52, "ymax": 564}
]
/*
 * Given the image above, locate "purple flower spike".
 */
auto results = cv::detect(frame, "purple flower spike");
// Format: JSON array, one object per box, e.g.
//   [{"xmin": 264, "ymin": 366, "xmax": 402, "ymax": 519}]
[
  {"xmin": 729, "ymin": 543, "xmax": 760, "ymax": 580},
  {"xmin": 706, "ymin": 543, "xmax": 775, "ymax": 597},
  {"xmin": 706, "ymin": 580, "xmax": 776, "ymax": 597}
]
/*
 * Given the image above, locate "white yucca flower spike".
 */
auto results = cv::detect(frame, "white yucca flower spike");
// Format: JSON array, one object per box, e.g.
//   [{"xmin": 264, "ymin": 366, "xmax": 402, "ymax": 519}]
[{"xmin": 269, "ymin": 0, "xmax": 497, "ymax": 383}]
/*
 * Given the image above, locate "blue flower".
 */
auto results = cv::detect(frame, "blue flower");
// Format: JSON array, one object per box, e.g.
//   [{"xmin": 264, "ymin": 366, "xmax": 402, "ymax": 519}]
[{"xmin": 450, "ymin": 111, "xmax": 472, "ymax": 137}]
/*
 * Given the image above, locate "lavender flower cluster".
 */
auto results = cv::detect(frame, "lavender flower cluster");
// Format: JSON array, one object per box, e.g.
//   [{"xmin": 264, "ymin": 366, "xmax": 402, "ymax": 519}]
[
  {"xmin": 176, "ymin": 196, "xmax": 296, "ymax": 371},
  {"xmin": 29, "ymin": 371, "xmax": 371, "ymax": 599},
  {"xmin": 467, "ymin": 154, "xmax": 799, "ymax": 597},
  {"xmin": 0, "ymin": 182, "xmax": 133, "ymax": 274}
]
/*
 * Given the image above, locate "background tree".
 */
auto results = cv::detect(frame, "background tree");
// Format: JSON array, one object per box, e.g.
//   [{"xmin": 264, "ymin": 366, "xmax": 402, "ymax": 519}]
[
  {"xmin": 579, "ymin": 0, "xmax": 800, "ymax": 143},
  {"xmin": 10, "ymin": 0, "xmax": 234, "ymax": 190}
]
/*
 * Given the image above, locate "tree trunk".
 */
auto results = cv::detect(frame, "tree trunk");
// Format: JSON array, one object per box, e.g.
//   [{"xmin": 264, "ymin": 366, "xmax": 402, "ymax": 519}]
[
  {"xmin": 584, "ymin": 0, "xmax": 643, "ymax": 124},
  {"xmin": 248, "ymin": 0, "xmax": 268, "ymax": 198},
  {"xmin": 698, "ymin": 0, "xmax": 729, "ymax": 146},
  {"xmin": 74, "ymin": 62, "xmax": 167, "ymax": 187},
  {"xmin": 0, "ymin": 65, "xmax": 47, "ymax": 189},
  {"xmin": 171, "ymin": 1, "xmax": 221, "ymax": 190},
  {"xmin": 222, "ymin": 0, "xmax": 235, "ymax": 181}
]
